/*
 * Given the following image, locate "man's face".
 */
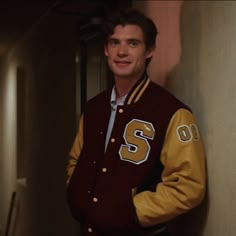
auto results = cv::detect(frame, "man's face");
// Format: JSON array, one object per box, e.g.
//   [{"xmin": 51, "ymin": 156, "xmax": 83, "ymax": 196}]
[{"xmin": 104, "ymin": 24, "xmax": 154, "ymax": 80}]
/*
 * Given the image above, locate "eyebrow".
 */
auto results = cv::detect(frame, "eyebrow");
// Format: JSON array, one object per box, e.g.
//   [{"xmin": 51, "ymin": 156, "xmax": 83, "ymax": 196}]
[
  {"xmin": 108, "ymin": 37, "xmax": 143, "ymax": 42},
  {"xmin": 127, "ymin": 39, "xmax": 142, "ymax": 43}
]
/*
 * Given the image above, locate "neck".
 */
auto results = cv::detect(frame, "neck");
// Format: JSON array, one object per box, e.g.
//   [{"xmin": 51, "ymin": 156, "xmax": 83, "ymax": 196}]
[
  {"xmin": 114, "ymin": 71, "xmax": 145, "ymax": 98},
  {"xmin": 114, "ymin": 78, "xmax": 137, "ymax": 98}
]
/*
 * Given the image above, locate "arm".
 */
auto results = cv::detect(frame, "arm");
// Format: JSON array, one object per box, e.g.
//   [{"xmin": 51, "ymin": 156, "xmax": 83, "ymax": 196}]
[
  {"xmin": 66, "ymin": 114, "xmax": 84, "ymax": 185},
  {"xmin": 134, "ymin": 109, "xmax": 206, "ymax": 226}
]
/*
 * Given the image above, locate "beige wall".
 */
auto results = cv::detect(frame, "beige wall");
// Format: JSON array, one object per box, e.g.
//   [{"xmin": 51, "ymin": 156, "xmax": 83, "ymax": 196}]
[
  {"xmin": 168, "ymin": 2, "xmax": 236, "ymax": 236},
  {"xmin": 0, "ymin": 57, "xmax": 17, "ymax": 236},
  {"xmin": 134, "ymin": 1, "xmax": 236, "ymax": 236},
  {"xmin": 0, "ymin": 14, "xmax": 79, "ymax": 236}
]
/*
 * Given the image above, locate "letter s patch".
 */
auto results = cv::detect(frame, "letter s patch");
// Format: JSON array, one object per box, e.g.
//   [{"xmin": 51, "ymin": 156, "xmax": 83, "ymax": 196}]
[{"xmin": 119, "ymin": 119, "xmax": 155, "ymax": 164}]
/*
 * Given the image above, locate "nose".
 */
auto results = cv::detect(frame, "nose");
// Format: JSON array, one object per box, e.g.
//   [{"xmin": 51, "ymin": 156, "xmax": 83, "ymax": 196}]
[{"xmin": 117, "ymin": 43, "xmax": 128, "ymax": 57}]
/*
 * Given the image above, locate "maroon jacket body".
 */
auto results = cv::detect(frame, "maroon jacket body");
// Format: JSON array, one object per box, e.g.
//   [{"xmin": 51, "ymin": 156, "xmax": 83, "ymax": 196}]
[{"xmin": 66, "ymin": 77, "xmax": 205, "ymax": 236}]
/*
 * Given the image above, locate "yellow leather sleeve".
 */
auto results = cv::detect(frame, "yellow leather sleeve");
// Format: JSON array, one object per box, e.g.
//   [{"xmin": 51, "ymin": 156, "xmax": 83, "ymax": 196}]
[
  {"xmin": 66, "ymin": 114, "xmax": 84, "ymax": 184},
  {"xmin": 133, "ymin": 109, "xmax": 206, "ymax": 227}
]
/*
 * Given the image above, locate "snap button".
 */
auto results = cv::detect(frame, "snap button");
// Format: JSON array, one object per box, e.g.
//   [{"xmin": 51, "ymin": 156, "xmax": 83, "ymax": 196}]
[
  {"xmin": 93, "ymin": 197, "xmax": 98, "ymax": 203},
  {"xmin": 88, "ymin": 228, "xmax": 93, "ymax": 232},
  {"xmin": 102, "ymin": 168, "xmax": 107, "ymax": 173},
  {"xmin": 111, "ymin": 138, "xmax": 116, "ymax": 143},
  {"xmin": 118, "ymin": 108, "xmax": 124, "ymax": 113}
]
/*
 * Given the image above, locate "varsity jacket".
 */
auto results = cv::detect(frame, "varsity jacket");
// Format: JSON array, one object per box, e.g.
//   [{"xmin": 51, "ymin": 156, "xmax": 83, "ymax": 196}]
[{"xmin": 66, "ymin": 76, "xmax": 206, "ymax": 236}]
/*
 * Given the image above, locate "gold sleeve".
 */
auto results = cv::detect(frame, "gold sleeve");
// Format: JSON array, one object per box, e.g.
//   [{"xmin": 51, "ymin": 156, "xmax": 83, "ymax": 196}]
[
  {"xmin": 66, "ymin": 114, "xmax": 84, "ymax": 185},
  {"xmin": 133, "ymin": 109, "xmax": 206, "ymax": 227}
]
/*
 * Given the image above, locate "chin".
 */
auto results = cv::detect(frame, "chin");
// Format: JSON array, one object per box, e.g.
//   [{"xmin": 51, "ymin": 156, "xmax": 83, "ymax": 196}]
[
  {"xmin": 114, "ymin": 73, "xmax": 132, "ymax": 79},
  {"xmin": 113, "ymin": 69, "xmax": 133, "ymax": 78}
]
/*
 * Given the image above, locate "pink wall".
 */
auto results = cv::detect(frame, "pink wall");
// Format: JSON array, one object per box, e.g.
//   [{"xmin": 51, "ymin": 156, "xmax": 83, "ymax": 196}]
[{"xmin": 134, "ymin": 1, "xmax": 183, "ymax": 85}]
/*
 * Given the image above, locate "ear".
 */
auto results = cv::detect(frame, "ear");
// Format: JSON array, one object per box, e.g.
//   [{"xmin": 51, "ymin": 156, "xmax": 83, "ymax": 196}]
[
  {"xmin": 104, "ymin": 45, "xmax": 108, "ymax": 56},
  {"xmin": 145, "ymin": 47, "xmax": 155, "ymax": 59}
]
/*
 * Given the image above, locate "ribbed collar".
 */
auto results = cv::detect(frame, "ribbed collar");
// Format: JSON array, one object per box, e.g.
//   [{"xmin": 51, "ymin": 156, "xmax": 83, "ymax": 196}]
[
  {"xmin": 110, "ymin": 72, "xmax": 150, "ymax": 106},
  {"xmin": 124, "ymin": 72, "xmax": 150, "ymax": 105}
]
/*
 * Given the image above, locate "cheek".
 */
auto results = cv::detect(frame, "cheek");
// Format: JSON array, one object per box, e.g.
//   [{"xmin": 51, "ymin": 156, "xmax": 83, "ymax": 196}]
[
  {"xmin": 134, "ymin": 55, "xmax": 147, "ymax": 66},
  {"xmin": 105, "ymin": 46, "xmax": 117, "ymax": 58},
  {"xmin": 106, "ymin": 57, "xmax": 114, "ymax": 68}
]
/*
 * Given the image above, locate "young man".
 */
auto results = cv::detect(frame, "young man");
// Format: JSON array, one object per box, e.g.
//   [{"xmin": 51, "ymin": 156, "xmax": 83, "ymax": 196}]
[{"xmin": 66, "ymin": 8, "xmax": 206, "ymax": 236}]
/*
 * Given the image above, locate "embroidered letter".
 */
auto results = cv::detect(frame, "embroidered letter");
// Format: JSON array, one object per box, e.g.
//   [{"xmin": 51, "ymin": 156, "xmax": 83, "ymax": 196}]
[{"xmin": 119, "ymin": 119, "xmax": 155, "ymax": 164}]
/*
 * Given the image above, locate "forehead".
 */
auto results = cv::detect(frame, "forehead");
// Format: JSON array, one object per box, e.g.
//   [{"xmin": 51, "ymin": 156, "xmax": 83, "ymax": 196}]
[{"xmin": 109, "ymin": 24, "xmax": 145, "ymax": 40}]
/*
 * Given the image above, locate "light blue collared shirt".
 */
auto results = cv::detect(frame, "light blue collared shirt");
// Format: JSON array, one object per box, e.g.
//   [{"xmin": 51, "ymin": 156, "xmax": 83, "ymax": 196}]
[{"xmin": 105, "ymin": 87, "xmax": 127, "ymax": 151}]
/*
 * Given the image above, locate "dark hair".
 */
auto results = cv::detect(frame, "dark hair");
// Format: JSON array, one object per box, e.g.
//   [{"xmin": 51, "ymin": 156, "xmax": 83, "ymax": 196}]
[{"xmin": 103, "ymin": 8, "xmax": 158, "ymax": 51}]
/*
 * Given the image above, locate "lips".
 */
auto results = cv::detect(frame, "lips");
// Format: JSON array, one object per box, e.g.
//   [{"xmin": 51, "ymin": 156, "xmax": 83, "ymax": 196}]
[{"xmin": 114, "ymin": 60, "xmax": 131, "ymax": 67}]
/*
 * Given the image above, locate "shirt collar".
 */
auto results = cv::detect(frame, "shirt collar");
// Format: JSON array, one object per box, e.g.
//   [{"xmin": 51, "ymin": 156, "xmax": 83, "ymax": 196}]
[
  {"xmin": 110, "ymin": 86, "xmax": 127, "ymax": 106},
  {"xmin": 109, "ymin": 71, "xmax": 150, "ymax": 106}
]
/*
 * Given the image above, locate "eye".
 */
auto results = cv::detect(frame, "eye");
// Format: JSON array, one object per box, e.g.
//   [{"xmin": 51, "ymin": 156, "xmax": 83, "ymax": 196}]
[
  {"xmin": 108, "ymin": 39, "xmax": 119, "ymax": 47},
  {"xmin": 128, "ymin": 40, "xmax": 140, "ymax": 47}
]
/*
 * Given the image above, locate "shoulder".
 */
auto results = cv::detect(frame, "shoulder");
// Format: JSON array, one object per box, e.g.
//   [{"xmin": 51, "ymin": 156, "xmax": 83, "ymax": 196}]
[
  {"xmin": 88, "ymin": 89, "xmax": 111, "ymax": 105},
  {"xmin": 83, "ymin": 88, "xmax": 111, "ymax": 115},
  {"xmin": 146, "ymin": 81, "xmax": 191, "ymax": 112}
]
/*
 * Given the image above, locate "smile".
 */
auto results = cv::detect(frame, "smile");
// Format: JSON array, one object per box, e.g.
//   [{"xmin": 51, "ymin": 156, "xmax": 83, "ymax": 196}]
[{"xmin": 114, "ymin": 61, "xmax": 131, "ymax": 66}]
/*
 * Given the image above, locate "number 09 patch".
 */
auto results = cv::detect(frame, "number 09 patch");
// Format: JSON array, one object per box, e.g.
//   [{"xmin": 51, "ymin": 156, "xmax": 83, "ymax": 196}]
[
  {"xmin": 177, "ymin": 124, "xmax": 200, "ymax": 142},
  {"xmin": 119, "ymin": 119, "xmax": 155, "ymax": 164}
]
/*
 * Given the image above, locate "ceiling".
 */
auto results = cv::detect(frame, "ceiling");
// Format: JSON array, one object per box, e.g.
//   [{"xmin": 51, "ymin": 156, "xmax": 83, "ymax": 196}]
[
  {"xmin": 0, "ymin": 0, "xmax": 128, "ymax": 57},
  {"xmin": 0, "ymin": 1, "xmax": 60, "ymax": 56}
]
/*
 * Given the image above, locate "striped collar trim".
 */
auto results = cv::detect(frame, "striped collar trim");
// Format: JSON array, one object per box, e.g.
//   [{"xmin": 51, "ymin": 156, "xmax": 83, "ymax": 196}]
[{"xmin": 125, "ymin": 73, "xmax": 150, "ymax": 105}]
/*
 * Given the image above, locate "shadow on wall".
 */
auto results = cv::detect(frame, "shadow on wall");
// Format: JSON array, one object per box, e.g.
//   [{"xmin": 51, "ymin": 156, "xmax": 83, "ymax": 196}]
[{"xmin": 166, "ymin": 2, "xmax": 209, "ymax": 236}]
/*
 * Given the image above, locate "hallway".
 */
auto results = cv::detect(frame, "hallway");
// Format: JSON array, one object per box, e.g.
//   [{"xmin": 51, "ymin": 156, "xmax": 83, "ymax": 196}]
[{"xmin": 1, "ymin": 1, "xmax": 236, "ymax": 236}]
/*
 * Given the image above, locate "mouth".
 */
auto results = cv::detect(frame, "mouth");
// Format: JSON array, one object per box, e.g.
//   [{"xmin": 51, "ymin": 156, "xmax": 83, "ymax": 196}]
[{"xmin": 114, "ymin": 60, "xmax": 131, "ymax": 67}]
